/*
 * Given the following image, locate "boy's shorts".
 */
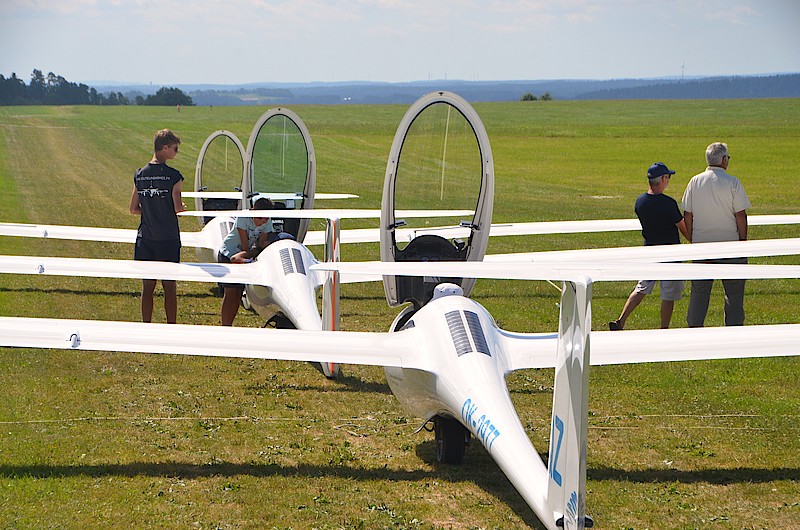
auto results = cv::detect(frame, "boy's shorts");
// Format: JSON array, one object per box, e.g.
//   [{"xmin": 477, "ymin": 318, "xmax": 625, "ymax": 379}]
[
  {"xmin": 216, "ymin": 251, "xmax": 245, "ymax": 289},
  {"xmin": 134, "ymin": 237, "xmax": 181, "ymax": 263},
  {"xmin": 633, "ymin": 279, "xmax": 684, "ymax": 301}
]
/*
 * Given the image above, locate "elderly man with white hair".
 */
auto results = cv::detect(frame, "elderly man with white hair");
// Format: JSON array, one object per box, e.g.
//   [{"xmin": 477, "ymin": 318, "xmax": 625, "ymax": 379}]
[{"xmin": 681, "ymin": 142, "xmax": 751, "ymax": 327}]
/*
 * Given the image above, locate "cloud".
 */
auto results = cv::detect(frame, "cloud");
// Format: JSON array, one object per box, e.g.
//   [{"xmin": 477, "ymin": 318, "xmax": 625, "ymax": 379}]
[
  {"xmin": 2, "ymin": 0, "xmax": 797, "ymax": 84},
  {"xmin": 0, "ymin": 0, "xmax": 94, "ymax": 16}
]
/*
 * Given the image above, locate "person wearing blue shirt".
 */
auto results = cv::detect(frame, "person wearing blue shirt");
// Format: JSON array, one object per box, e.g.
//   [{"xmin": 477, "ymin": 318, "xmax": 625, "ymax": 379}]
[{"xmin": 609, "ymin": 162, "xmax": 691, "ymax": 330}]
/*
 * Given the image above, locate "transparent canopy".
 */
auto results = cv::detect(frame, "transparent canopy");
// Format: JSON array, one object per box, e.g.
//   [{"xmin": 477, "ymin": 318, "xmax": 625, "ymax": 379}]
[
  {"xmin": 381, "ymin": 91, "xmax": 494, "ymax": 307},
  {"xmin": 250, "ymin": 114, "xmax": 309, "ymax": 196},
  {"xmin": 197, "ymin": 133, "xmax": 245, "ymax": 193},
  {"xmin": 393, "ymin": 100, "xmax": 483, "ymax": 243}
]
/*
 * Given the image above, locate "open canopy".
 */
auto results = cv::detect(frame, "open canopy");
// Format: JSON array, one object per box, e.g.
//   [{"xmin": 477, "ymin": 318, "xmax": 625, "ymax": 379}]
[
  {"xmin": 381, "ymin": 91, "xmax": 494, "ymax": 308},
  {"xmin": 244, "ymin": 108, "xmax": 317, "ymax": 242},
  {"xmin": 193, "ymin": 130, "xmax": 247, "ymax": 225}
]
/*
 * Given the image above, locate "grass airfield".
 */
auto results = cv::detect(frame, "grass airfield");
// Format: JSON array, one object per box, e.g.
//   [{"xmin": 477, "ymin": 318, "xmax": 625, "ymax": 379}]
[{"xmin": 0, "ymin": 99, "xmax": 799, "ymax": 529}]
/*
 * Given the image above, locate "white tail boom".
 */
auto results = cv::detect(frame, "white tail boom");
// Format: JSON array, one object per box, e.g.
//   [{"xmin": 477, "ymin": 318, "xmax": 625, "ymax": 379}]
[{"xmin": 547, "ymin": 280, "xmax": 593, "ymax": 529}]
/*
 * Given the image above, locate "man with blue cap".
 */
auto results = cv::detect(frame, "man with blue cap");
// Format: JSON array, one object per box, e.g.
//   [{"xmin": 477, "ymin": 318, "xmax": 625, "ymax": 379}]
[{"xmin": 609, "ymin": 162, "xmax": 691, "ymax": 330}]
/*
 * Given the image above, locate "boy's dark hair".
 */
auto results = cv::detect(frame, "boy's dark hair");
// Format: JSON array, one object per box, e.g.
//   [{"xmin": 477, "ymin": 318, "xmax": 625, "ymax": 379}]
[
  {"xmin": 252, "ymin": 197, "xmax": 274, "ymax": 210},
  {"xmin": 154, "ymin": 129, "xmax": 181, "ymax": 151}
]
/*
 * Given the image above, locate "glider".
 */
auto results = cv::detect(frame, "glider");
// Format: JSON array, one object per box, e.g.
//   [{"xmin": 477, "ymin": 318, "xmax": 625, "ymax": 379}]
[
  {"xmin": 1, "ymin": 91, "xmax": 798, "ymax": 528},
  {"xmin": 1, "ymin": 256, "xmax": 799, "ymax": 529}
]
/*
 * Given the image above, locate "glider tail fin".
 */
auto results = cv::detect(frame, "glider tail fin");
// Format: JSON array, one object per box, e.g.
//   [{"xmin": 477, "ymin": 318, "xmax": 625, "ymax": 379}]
[
  {"xmin": 546, "ymin": 280, "xmax": 593, "ymax": 529},
  {"xmin": 320, "ymin": 217, "xmax": 340, "ymax": 378}
]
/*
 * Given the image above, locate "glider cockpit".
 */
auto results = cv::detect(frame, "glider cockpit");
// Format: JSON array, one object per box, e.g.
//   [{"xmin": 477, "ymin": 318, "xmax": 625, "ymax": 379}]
[
  {"xmin": 190, "ymin": 107, "xmax": 317, "ymax": 262},
  {"xmin": 381, "ymin": 91, "xmax": 494, "ymax": 310}
]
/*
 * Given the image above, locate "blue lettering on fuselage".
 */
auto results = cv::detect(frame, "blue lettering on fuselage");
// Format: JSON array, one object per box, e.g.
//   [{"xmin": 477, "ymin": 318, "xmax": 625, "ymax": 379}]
[
  {"xmin": 549, "ymin": 415, "xmax": 564, "ymax": 487},
  {"xmin": 461, "ymin": 398, "xmax": 501, "ymax": 451}
]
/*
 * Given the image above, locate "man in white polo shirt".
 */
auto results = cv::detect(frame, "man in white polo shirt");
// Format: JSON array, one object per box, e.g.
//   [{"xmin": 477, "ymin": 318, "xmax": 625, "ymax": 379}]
[{"xmin": 681, "ymin": 142, "xmax": 751, "ymax": 327}]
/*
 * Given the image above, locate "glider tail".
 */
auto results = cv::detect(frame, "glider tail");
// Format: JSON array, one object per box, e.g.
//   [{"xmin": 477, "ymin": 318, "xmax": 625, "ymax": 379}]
[
  {"xmin": 546, "ymin": 280, "xmax": 593, "ymax": 529},
  {"xmin": 320, "ymin": 217, "xmax": 340, "ymax": 378}
]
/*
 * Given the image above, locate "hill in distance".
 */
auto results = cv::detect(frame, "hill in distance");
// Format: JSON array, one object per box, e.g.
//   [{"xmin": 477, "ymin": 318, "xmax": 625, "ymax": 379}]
[{"xmin": 91, "ymin": 73, "xmax": 800, "ymax": 105}]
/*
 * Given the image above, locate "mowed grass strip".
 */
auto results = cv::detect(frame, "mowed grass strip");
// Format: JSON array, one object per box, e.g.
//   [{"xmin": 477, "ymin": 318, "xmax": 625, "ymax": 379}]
[{"xmin": 0, "ymin": 100, "xmax": 798, "ymax": 529}]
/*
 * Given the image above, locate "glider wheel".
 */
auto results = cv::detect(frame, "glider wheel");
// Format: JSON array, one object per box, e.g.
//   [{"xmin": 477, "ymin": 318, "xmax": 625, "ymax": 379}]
[{"xmin": 434, "ymin": 415, "xmax": 469, "ymax": 465}]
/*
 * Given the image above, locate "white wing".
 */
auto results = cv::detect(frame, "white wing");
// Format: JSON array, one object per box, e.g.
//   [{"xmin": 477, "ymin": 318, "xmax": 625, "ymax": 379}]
[
  {"xmin": 0, "ymin": 253, "xmax": 376, "ymax": 287},
  {"xmin": 312, "ymin": 258, "xmax": 800, "ymax": 282},
  {"xmin": 324, "ymin": 214, "xmax": 800, "ymax": 242},
  {"xmin": 182, "ymin": 192, "xmax": 358, "ymax": 200},
  {"xmin": 180, "ymin": 209, "xmax": 474, "ymax": 219},
  {"xmin": 10, "ymin": 251, "xmax": 797, "ymax": 289},
  {"xmin": 590, "ymin": 325, "xmax": 800, "ymax": 365},
  {"xmin": 0, "ymin": 222, "xmax": 218, "ymax": 250},
  {"xmin": 0, "ymin": 220, "xmax": 434, "ymax": 248},
  {"xmin": 0, "ymin": 223, "xmax": 138, "ymax": 243},
  {"xmin": 482, "ymin": 214, "xmax": 800, "ymax": 237},
  {"xmin": 182, "ymin": 191, "xmax": 242, "ymax": 200},
  {"xmin": 0, "ymin": 317, "xmax": 423, "ymax": 369},
  {"xmin": 502, "ymin": 325, "xmax": 800, "ymax": 371},
  {"xmin": 4, "ymin": 214, "xmax": 799, "ymax": 249},
  {"xmin": 4, "ymin": 235, "xmax": 798, "ymax": 295},
  {"xmin": 304, "ymin": 226, "xmax": 467, "ymax": 246},
  {"xmin": 0, "ymin": 255, "xmax": 260, "ymax": 284},
  {"xmin": 305, "ymin": 193, "xmax": 359, "ymax": 200},
  {"xmin": 487, "ymin": 238, "xmax": 800, "ymax": 263},
  {"xmin": 2, "ymin": 316, "xmax": 796, "ymax": 375},
  {"xmin": 303, "ymin": 214, "xmax": 800, "ymax": 246}
]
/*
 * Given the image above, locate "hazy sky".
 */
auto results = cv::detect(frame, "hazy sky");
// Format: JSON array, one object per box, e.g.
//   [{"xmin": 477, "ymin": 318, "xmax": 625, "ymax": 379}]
[{"xmin": 1, "ymin": 0, "xmax": 798, "ymax": 86}]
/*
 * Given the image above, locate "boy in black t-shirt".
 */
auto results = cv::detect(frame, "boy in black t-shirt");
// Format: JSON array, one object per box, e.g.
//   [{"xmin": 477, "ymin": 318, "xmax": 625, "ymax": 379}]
[
  {"xmin": 609, "ymin": 162, "xmax": 691, "ymax": 330},
  {"xmin": 129, "ymin": 129, "xmax": 185, "ymax": 323}
]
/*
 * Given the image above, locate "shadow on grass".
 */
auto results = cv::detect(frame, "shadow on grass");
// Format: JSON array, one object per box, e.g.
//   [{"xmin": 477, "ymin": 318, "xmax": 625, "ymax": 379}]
[
  {"xmin": 4, "ymin": 448, "xmax": 791, "ymax": 528},
  {"xmin": 416, "ymin": 440, "xmax": 550, "ymax": 529},
  {"xmin": 0, "ymin": 286, "xmax": 219, "ymax": 300},
  {"xmin": 0, "ymin": 461, "xmax": 442, "ymax": 481},
  {"xmin": 589, "ymin": 465, "xmax": 800, "ymax": 484},
  {"xmin": 245, "ymin": 372, "xmax": 392, "ymax": 395},
  {"xmin": 0, "ymin": 440, "xmax": 547, "ymax": 529}
]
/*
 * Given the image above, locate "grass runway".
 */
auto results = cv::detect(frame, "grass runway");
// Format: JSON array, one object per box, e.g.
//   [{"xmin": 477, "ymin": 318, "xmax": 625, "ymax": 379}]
[{"xmin": 0, "ymin": 99, "xmax": 799, "ymax": 528}]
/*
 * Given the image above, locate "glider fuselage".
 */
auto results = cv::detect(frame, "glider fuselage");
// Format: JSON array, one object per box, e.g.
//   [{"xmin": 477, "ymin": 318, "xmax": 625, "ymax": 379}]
[{"xmin": 384, "ymin": 293, "xmax": 558, "ymax": 529}]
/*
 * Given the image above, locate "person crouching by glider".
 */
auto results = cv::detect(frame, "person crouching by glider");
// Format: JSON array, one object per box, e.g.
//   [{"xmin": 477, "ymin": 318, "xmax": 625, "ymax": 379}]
[
  {"xmin": 609, "ymin": 162, "xmax": 691, "ymax": 331},
  {"xmin": 216, "ymin": 197, "xmax": 274, "ymax": 326}
]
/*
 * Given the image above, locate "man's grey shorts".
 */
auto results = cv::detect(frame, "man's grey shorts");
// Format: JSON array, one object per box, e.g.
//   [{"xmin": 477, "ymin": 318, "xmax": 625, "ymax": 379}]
[{"xmin": 633, "ymin": 279, "xmax": 684, "ymax": 301}]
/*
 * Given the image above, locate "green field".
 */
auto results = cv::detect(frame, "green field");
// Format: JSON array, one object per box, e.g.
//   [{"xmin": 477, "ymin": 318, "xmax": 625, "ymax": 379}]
[{"xmin": 0, "ymin": 99, "xmax": 799, "ymax": 529}]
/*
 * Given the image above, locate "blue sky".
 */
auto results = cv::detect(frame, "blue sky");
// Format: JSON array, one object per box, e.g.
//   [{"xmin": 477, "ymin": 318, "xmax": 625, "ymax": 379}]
[{"xmin": 1, "ymin": 0, "xmax": 798, "ymax": 85}]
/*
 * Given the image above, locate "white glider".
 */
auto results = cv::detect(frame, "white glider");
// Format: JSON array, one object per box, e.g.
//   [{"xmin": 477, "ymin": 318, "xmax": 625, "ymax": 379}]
[{"xmin": 1, "ymin": 257, "xmax": 799, "ymax": 530}]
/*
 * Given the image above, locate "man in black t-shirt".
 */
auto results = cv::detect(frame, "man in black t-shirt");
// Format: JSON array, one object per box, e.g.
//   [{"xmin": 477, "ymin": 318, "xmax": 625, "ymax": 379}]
[
  {"xmin": 129, "ymin": 129, "xmax": 185, "ymax": 324},
  {"xmin": 609, "ymin": 162, "xmax": 691, "ymax": 330}
]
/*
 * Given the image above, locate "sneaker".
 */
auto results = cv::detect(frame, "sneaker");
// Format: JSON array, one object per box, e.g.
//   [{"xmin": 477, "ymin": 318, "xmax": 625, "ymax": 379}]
[{"xmin": 608, "ymin": 320, "xmax": 623, "ymax": 331}]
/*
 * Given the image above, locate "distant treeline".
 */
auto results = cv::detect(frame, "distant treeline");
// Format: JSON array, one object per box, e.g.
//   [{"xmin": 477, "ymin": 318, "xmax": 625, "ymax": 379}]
[
  {"xmin": 4, "ymin": 70, "xmax": 798, "ymax": 107},
  {"xmin": 182, "ymin": 75, "xmax": 800, "ymax": 106},
  {"xmin": 575, "ymin": 74, "xmax": 800, "ymax": 100},
  {"xmin": 0, "ymin": 70, "xmax": 194, "ymax": 106}
]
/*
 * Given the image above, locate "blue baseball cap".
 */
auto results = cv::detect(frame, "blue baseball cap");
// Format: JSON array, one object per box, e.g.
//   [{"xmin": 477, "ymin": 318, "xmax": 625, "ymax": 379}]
[{"xmin": 647, "ymin": 162, "xmax": 676, "ymax": 179}]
